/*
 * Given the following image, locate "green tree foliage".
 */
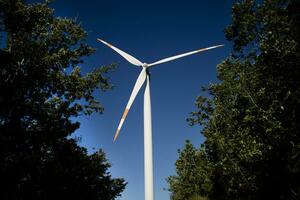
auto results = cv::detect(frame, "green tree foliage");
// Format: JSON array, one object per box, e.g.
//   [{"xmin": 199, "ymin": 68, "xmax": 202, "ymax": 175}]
[
  {"xmin": 167, "ymin": 141, "xmax": 212, "ymax": 200},
  {"xmin": 0, "ymin": 0, "xmax": 126, "ymax": 199},
  {"xmin": 169, "ymin": 0, "xmax": 300, "ymax": 199}
]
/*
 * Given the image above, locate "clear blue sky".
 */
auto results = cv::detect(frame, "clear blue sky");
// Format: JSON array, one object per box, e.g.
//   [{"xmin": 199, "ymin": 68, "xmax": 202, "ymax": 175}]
[{"xmin": 29, "ymin": 0, "xmax": 233, "ymax": 199}]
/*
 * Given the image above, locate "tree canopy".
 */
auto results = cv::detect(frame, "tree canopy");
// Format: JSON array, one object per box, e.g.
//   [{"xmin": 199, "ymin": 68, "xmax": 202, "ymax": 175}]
[
  {"xmin": 0, "ymin": 0, "xmax": 126, "ymax": 199},
  {"xmin": 167, "ymin": 140, "xmax": 212, "ymax": 200},
  {"xmin": 168, "ymin": 0, "xmax": 300, "ymax": 199}
]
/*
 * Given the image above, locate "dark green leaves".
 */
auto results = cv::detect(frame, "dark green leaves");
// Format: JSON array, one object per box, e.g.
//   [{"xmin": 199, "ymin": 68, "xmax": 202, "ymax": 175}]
[
  {"xmin": 0, "ymin": 1, "xmax": 125, "ymax": 199},
  {"xmin": 169, "ymin": 0, "xmax": 300, "ymax": 199}
]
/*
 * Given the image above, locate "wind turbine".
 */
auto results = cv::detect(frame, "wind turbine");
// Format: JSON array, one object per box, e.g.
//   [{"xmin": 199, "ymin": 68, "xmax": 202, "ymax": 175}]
[{"xmin": 97, "ymin": 38, "xmax": 223, "ymax": 200}]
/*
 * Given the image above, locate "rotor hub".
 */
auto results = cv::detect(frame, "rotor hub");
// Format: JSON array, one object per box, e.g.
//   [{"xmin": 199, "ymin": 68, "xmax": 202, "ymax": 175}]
[{"xmin": 142, "ymin": 63, "xmax": 149, "ymax": 68}]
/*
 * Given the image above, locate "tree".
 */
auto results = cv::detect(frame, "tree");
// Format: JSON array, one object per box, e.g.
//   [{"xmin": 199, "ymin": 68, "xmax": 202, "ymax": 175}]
[
  {"xmin": 169, "ymin": 0, "xmax": 300, "ymax": 199},
  {"xmin": 0, "ymin": 0, "xmax": 126, "ymax": 199},
  {"xmin": 167, "ymin": 141, "xmax": 212, "ymax": 200}
]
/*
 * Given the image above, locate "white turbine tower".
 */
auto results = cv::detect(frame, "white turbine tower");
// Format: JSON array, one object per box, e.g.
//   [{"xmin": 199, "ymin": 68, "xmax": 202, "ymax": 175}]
[{"xmin": 97, "ymin": 38, "xmax": 223, "ymax": 200}]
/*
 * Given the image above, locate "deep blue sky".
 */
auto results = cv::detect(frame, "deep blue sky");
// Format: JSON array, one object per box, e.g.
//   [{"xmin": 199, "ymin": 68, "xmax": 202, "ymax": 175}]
[{"xmin": 29, "ymin": 0, "xmax": 233, "ymax": 199}]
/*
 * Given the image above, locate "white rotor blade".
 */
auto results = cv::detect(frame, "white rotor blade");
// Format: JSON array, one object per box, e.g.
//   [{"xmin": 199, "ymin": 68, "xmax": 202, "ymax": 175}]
[
  {"xmin": 97, "ymin": 38, "xmax": 143, "ymax": 67},
  {"xmin": 113, "ymin": 68, "xmax": 147, "ymax": 142},
  {"xmin": 148, "ymin": 44, "xmax": 224, "ymax": 67}
]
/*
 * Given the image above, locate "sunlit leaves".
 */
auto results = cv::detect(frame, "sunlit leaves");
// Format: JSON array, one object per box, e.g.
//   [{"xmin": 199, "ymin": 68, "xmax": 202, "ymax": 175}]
[{"xmin": 170, "ymin": 0, "xmax": 300, "ymax": 199}]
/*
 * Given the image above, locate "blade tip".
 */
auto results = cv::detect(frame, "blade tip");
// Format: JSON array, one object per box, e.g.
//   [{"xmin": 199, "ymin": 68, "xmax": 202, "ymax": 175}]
[
  {"xmin": 96, "ymin": 38, "xmax": 106, "ymax": 44},
  {"xmin": 113, "ymin": 129, "xmax": 120, "ymax": 143}
]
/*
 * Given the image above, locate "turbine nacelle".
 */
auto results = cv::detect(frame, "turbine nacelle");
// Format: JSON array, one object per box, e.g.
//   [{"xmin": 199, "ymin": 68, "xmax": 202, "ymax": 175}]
[{"xmin": 142, "ymin": 63, "xmax": 149, "ymax": 68}]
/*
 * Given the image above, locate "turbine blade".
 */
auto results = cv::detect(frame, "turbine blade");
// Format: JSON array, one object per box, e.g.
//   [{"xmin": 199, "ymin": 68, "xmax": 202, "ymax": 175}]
[
  {"xmin": 148, "ymin": 44, "xmax": 224, "ymax": 67},
  {"xmin": 97, "ymin": 38, "xmax": 143, "ymax": 67},
  {"xmin": 113, "ymin": 68, "xmax": 147, "ymax": 142}
]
